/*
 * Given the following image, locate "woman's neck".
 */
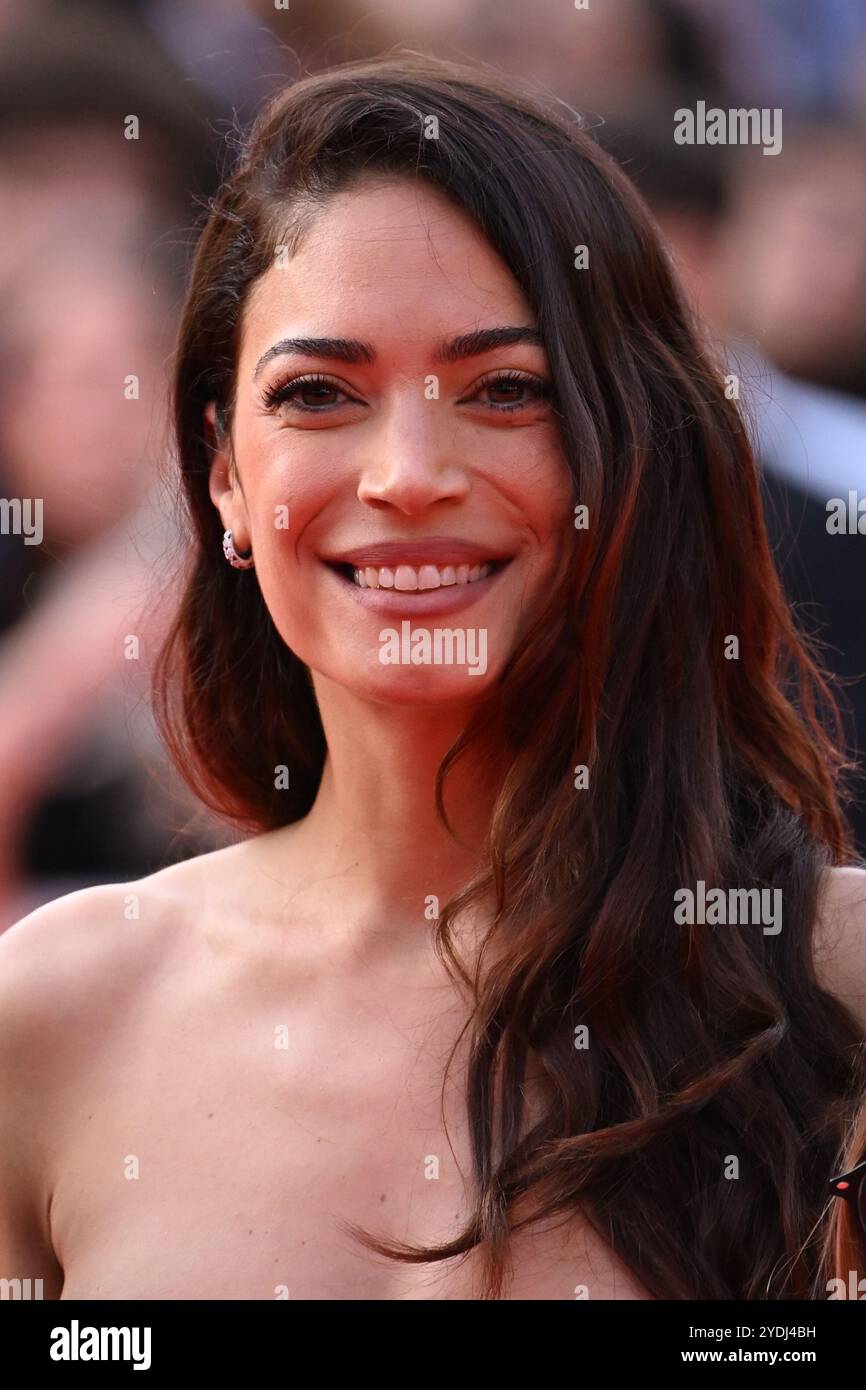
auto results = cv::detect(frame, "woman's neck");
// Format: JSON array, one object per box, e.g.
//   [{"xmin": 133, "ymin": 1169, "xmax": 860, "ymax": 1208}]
[{"xmin": 263, "ymin": 672, "xmax": 503, "ymax": 963}]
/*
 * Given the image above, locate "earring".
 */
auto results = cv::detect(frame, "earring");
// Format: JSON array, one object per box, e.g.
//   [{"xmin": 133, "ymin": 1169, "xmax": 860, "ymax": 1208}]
[{"xmin": 222, "ymin": 529, "xmax": 254, "ymax": 570}]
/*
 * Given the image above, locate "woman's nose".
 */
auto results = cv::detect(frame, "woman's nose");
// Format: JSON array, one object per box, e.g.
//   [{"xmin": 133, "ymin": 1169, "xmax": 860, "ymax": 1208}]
[{"xmin": 355, "ymin": 402, "xmax": 471, "ymax": 515}]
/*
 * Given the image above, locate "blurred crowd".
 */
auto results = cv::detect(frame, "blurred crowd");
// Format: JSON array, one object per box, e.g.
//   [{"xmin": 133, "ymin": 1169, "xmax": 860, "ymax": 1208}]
[{"xmin": 1, "ymin": 0, "xmax": 865, "ymax": 925}]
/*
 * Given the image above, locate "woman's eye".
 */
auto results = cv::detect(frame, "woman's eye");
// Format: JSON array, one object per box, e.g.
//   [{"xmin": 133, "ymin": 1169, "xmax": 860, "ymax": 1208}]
[
  {"xmin": 261, "ymin": 375, "xmax": 350, "ymax": 413},
  {"xmin": 473, "ymin": 373, "xmax": 551, "ymax": 411}
]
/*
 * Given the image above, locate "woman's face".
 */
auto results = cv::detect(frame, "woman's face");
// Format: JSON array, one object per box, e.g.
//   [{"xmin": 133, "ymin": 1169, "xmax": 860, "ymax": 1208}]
[{"xmin": 209, "ymin": 176, "xmax": 573, "ymax": 705}]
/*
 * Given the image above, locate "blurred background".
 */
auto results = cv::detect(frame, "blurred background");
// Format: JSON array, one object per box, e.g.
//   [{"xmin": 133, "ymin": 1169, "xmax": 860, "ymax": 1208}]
[{"xmin": 1, "ymin": 0, "xmax": 865, "ymax": 926}]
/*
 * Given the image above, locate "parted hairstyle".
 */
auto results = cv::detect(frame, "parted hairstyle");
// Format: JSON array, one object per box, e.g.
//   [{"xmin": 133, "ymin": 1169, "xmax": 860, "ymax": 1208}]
[{"xmin": 155, "ymin": 52, "xmax": 866, "ymax": 1299}]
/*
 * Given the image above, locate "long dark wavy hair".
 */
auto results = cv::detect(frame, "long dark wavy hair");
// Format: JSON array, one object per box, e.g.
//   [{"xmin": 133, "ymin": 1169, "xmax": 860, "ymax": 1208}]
[{"xmin": 155, "ymin": 52, "xmax": 866, "ymax": 1299}]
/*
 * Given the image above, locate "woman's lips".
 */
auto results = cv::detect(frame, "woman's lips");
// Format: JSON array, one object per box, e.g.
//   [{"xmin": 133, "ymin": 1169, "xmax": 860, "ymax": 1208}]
[{"xmin": 325, "ymin": 538, "xmax": 509, "ymax": 569}]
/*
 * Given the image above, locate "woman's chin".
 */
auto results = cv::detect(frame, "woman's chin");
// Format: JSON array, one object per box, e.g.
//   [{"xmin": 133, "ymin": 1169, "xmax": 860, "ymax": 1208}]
[{"xmin": 322, "ymin": 663, "xmax": 498, "ymax": 708}]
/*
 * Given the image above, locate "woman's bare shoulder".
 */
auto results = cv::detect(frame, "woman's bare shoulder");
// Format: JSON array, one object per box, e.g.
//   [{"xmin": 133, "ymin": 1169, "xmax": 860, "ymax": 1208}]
[
  {"xmin": 813, "ymin": 865, "xmax": 866, "ymax": 1033},
  {"xmin": 0, "ymin": 840, "xmax": 255, "ymax": 1053}
]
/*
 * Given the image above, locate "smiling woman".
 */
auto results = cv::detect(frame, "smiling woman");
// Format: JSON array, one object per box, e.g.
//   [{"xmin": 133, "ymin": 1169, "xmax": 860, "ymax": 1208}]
[
  {"xmin": 2, "ymin": 52, "xmax": 866, "ymax": 1304},
  {"xmin": 202, "ymin": 172, "xmax": 572, "ymax": 711}
]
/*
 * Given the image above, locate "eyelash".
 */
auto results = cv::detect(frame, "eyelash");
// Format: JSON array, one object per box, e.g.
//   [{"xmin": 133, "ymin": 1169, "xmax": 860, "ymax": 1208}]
[{"xmin": 260, "ymin": 369, "xmax": 553, "ymax": 415}]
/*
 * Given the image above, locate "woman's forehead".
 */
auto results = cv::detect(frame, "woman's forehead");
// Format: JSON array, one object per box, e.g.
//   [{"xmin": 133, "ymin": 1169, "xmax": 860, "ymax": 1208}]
[{"xmin": 239, "ymin": 182, "xmax": 533, "ymax": 366}]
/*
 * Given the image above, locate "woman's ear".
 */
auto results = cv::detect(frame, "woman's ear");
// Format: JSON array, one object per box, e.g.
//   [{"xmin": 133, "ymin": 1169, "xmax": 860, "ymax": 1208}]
[{"xmin": 204, "ymin": 400, "xmax": 251, "ymax": 550}]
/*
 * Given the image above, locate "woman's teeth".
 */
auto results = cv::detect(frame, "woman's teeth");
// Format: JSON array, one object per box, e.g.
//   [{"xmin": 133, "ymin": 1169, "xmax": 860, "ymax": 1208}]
[{"xmin": 353, "ymin": 562, "xmax": 494, "ymax": 590}]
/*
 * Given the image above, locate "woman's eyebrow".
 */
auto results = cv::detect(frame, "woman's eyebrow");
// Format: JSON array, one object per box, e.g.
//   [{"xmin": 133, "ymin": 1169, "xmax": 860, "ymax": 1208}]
[{"xmin": 251, "ymin": 326, "xmax": 544, "ymax": 380}]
